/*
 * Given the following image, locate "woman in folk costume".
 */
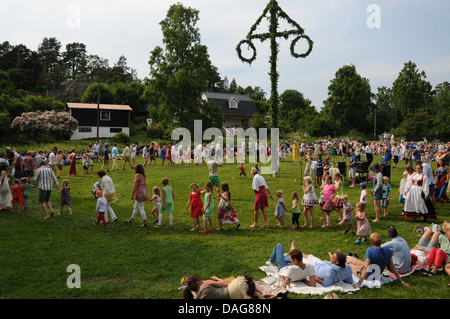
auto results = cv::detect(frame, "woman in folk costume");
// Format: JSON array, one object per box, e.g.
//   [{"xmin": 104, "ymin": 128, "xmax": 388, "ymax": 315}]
[
  {"xmin": 250, "ymin": 167, "xmax": 273, "ymax": 228},
  {"xmin": 403, "ymin": 163, "xmax": 436, "ymax": 221}
]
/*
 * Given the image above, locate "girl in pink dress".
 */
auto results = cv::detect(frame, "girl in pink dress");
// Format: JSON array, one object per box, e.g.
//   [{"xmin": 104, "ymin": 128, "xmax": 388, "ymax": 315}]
[
  {"xmin": 186, "ymin": 183, "xmax": 203, "ymax": 231},
  {"xmin": 320, "ymin": 175, "xmax": 336, "ymax": 228},
  {"xmin": 355, "ymin": 202, "xmax": 371, "ymax": 244}
]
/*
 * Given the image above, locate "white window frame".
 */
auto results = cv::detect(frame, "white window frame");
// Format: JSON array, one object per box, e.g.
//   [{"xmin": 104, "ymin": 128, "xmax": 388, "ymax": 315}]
[
  {"xmin": 100, "ymin": 110, "xmax": 111, "ymax": 121},
  {"xmin": 228, "ymin": 98, "xmax": 239, "ymax": 109}
]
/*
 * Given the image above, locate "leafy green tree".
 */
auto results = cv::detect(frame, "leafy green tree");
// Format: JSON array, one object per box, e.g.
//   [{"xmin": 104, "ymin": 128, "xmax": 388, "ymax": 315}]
[
  {"xmin": 38, "ymin": 37, "xmax": 61, "ymax": 74},
  {"xmin": 145, "ymin": 3, "xmax": 222, "ymax": 134},
  {"xmin": 279, "ymin": 89, "xmax": 313, "ymax": 132},
  {"xmin": 23, "ymin": 95, "xmax": 65, "ymax": 112},
  {"xmin": 63, "ymin": 42, "xmax": 88, "ymax": 79},
  {"xmin": 392, "ymin": 61, "xmax": 433, "ymax": 120},
  {"xmin": 81, "ymin": 82, "xmax": 115, "ymax": 104},
  {"xmin": 0, "ymin": 42, "xmax": 42, "ymax": 91},
  {"xmin": 323, "ymin": 64, "xmax": 374, "ymax": 135},
  {"xmin": 371, "ymin": 86, "xmax": 395, "ymax": 135},
  {"xmin": 0, "ymin": 93, "xmax": 28, "ymax": 119},
  {"xmin": 109, "ymin": 55, "xmax": 137, "ymax": 84},
  {"xmin": 37, "ymin": 37, "xmax": 67, "ymax": 90},
  {"xmin": 431, "ymin": 81, "xmax": 450, "ymax": 135},
  {"xmin": 114, "ymin": 81, "xmax": 147, "ymax": 116}
]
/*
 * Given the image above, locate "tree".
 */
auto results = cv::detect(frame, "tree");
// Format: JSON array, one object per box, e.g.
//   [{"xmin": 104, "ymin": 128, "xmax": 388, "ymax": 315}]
[
  {"xmin": 38, "ymin": 37, "xmax": 61, "ymax": 74},
  {"xmin": 323, "ymin": 64, "xmax": 374, "ymax": 135},
  {"xmin": 63, "ymin": 42, "xmax": 88, "ymax": 79},
  {"xmin": 432, "ymin": 81, "xmax": 450, "ymax": 135},
  {"xmin": 114, "ymin": 81, "xmax": 147, "ymax": 116},
  {"xmin": 0, "ymin": 42, "xmax": 42, "ymax": 91},
  {"xmin": 371, "ymin": 86, "xmax": 395, "ymax": 136},
  {"xmin": 392, "ymin": 61, "xmax": 433, "ymax": 120},
  {"xmin": 279, "ymin": 89, "xmax": 312, "ymax": 132},
  {"xmin": 145, "ymin": 3, "xmax": 222, "ymax": 135},
  {"xmin": 81, "ymin": 82, "xmax": 115, "ymax": 104},
  {"xmin": 109, "ymin": 55, "xmax": 137, "ymax": 84},
  {"xmin": 37, "ymin": 37, "xmax": 67, "ymax": 90}
]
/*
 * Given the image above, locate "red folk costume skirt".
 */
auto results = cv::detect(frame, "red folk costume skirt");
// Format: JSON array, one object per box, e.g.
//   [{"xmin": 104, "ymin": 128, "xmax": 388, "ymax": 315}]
[{"xmin": 254, "ymin": 186, "xmax": 268, "ymax": 210}]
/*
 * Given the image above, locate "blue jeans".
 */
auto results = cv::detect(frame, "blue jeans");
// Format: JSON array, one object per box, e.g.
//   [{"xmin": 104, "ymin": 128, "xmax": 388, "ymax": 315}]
[{"xmin": 269, "ymin": 243, "xmax": 292, "ymax": 271}]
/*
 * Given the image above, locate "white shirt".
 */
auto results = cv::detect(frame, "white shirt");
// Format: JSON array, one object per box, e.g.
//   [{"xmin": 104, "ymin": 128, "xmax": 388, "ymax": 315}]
[
  {"xmin": 252, "ymin": 174, "xmax": 268, "ymax": 191},
  {"xmin": 101, "ymin": 175, "xmax": 115, "ymax": 196},
  {"xmin": 48, "ymin": 152, "xmax": 56, "ymax": 165},
  {"xmin": 96, "ymin": 197, "xmax": 107, "ymax": 213},
  {"xmin": 279, "ymin": 263, "xmax": 315, "ymax": 282},
  {"xmin": 360, "ymin": 189, "xmax": 368, "ymax": 204}
]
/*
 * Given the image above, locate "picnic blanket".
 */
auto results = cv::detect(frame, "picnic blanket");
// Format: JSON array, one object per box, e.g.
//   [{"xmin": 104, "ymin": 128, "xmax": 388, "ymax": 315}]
[
  {"xmin": 382, "ymin": 264, "xmax": 423, "ymax": 278},
  {"xmin": 258, "ymin": 254, "xmax": 397, "ymax": 296}
]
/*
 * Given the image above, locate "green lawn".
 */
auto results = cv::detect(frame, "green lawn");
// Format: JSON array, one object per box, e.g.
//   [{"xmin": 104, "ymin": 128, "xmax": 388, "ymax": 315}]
[{"xmin": 0, "ymin": 149, "xmax": 449, "ymax": 299}]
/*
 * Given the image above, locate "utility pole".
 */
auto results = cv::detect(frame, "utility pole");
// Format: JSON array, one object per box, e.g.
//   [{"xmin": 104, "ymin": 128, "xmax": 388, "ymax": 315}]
[{"xmin": 96, "ymin": 81, "xmax": 100, "ymax": 140}]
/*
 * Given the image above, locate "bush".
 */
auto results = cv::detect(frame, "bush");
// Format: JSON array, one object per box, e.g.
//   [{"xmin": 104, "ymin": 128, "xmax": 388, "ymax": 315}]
[
  {"xmin": 114, "ymin": 132, "xmax": 131, "ymax": 144},
  {"xmin": 11, "ymin": 110, "xmax": 78, "ymax": 141},
  {"xmin": 147, "ymin": 123, "xmax": 165, "ymax": 139}
]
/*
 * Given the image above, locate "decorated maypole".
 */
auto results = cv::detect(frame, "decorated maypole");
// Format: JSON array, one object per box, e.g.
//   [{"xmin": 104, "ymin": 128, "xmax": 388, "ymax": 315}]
[{"xmin": 236, "ymin": 0, "xmax": 313, "ymax": 128}]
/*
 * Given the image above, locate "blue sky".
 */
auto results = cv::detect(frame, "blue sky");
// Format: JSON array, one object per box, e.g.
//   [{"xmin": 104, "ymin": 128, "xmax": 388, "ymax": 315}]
[{"xmin": 1, "ymin": 0, "xmax": 449, "ymax": 109}]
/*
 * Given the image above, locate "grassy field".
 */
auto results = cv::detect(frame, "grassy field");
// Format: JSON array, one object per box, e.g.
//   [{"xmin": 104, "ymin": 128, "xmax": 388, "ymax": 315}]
[{"xmin": 0, "ymin": 144, "xmax": 449, "ymax": 299}]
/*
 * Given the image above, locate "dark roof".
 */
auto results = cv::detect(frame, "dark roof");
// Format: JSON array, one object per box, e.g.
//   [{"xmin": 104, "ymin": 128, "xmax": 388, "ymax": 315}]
[
  {"xmin": 67, "ymin": 103, "xmax": 132, "ymax": 111},
  {"xmin": 203, "ymin": 92, "xmax": 257, "ymax": 116}
]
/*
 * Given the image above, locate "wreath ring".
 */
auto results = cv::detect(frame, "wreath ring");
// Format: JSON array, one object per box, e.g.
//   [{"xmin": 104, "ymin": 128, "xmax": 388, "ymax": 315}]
[
  {"xmin": 290, "ymin": 35, "xmax": 313, "ymax": 58},
  {"xmin": 237, "ymin": 39, "xmax": 257, "ymax": 64}
]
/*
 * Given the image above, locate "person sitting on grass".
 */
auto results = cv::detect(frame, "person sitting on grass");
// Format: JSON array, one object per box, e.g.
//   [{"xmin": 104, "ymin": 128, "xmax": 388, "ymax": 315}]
[
  {"xmin": 422, "ymin": 221, "xmax": 450, "ymax": 278},
  {"xmin": 346, "ymin": 232, "xmax": 410, "ymax": 288}
]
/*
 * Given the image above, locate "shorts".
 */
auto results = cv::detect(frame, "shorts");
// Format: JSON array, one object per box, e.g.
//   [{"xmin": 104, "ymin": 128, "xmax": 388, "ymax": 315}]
[
  {"xmin": 209, "ymin": 175, "xmax": 220, "ymax": 187},
  {"xmin": 393, "ymin": 156, "xmax": 399, "ymax": 164},
  {"xmin": 381, "ymin": 199, "xmax": 389, "ymax": 208},
  {"xmin": 349, "ymin": 167, "xmax": 356, "ymax": 178},
  {"xmin": 38, "ymin": 189, "xmax": 52, "ymax": 203}
]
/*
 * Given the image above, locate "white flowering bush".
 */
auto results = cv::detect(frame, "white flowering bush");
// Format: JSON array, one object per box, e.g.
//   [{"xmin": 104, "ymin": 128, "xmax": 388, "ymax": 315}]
[{"xmin": 11, "ymin": 110, "xmax": 78, "ymax": 141}]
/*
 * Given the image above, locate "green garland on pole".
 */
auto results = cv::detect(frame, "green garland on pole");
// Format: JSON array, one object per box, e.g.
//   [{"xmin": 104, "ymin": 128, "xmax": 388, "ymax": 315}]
[{"xmin": 236, "ymin": 0, "xmax": 313, "ymax": 128}]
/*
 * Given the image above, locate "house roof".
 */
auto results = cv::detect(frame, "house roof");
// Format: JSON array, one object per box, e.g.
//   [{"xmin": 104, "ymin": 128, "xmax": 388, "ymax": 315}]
[
  {"xmin": 67, "ymin": 103, "xmax": 133, "ymax": 111},
  {"xmin": 202, "ymin": 92, "xmax": 257, "ymax": 116}
]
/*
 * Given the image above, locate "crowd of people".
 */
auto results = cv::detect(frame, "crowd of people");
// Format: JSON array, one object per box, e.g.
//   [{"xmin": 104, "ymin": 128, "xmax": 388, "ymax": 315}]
[{"xmin": 1, "ymin": 134, "xmax": 449, "ymax": 298}]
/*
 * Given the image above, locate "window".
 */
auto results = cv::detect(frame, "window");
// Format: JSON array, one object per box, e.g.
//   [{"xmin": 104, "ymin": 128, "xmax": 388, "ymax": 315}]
[
  {"xmin": 78, "ymin": 127, "xmax": 92, "ymax": 133},
  {"xmin": 228, "ymin": 98, "xmax": 238, "ymax": 109},
  {"xmin": 110, "ymin": 128, "xmax": 122, "ymax": 133},
  {"xmin": 100, "ymin": 110, "xmax": 111, "ymax": 121}
]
